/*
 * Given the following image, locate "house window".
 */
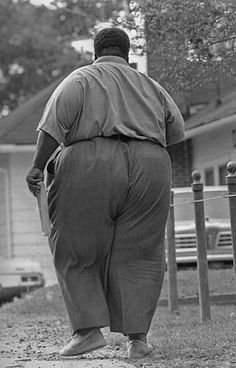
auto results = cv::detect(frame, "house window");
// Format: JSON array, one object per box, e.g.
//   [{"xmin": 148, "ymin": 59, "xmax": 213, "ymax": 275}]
[
  {"xmin": 219, "ymin": 164, "xmax": 227, "ymax": 185},
  {"xmin": 205, "ymin": 167, "xmax": 214, "ymax": 186}
]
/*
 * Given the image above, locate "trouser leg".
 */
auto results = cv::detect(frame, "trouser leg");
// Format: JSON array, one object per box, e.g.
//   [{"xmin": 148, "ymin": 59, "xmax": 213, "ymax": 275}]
[
  {"xmin": 47, "ymin": 139, "xmax": 128, "ymax": 335},
  {"xmin": 107, "ymin": 141, "xmax": 171, "ymax": 334}
]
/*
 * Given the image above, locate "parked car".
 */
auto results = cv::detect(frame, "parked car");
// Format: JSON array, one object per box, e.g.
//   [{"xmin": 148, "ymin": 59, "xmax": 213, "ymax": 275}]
[
  {"xmin": 168, "ymin": 186, "xmax": 232, "ymax": 265},
  {"xmin": 0, "ymin": 256, "xmax": 45, "ymax": 304}
]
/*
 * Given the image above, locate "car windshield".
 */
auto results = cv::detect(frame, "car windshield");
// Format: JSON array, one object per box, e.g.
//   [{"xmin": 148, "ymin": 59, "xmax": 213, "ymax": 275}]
[{"xmin": 173, "ymin": 187, "xmax": 230, "ymax": 222}]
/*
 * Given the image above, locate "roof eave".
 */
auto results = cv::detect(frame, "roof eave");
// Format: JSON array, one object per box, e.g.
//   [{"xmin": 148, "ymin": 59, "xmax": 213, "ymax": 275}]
[
  {"xmin": 185, "ymin": 113, "xmax": 236, "ymax": 139},
  {"xmin": 0, "ymin": 144, "xmax": 36, "ymax": 152}
]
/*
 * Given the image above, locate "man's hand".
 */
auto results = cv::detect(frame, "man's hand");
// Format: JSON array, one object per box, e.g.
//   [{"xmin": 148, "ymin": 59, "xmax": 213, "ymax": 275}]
[
  {"xmin": 26, "ymin": 167, "xmax": 44, "ymax": 197},
  {"xmin": 26, "ymin": 130, "xmax": 59, "ymax": 197}
]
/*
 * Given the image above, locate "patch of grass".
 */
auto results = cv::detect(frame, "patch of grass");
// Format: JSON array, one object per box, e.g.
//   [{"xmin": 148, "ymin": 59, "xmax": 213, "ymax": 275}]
[
  {"xmin": 0, "ymin": 283, "xmax": 65, "ymax": 317},
  {"xmin": 160, "ymin": 267, "xmax": 236, "ymax": 299},
  {"xmin": 147, "ymin": 304, "xmax": 236, "ymax": 367}
]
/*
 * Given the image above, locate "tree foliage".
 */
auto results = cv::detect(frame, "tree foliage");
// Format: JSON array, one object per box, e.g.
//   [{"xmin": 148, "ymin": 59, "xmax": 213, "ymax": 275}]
[
  {"xmin": 50, "ymin": 0, "xmax": 123, "ymax": 41},
  {"xmin": 120, "ymin": 0, "xmax": 236, "ymax": 94},
  {"xmin": 0, "ymin": 0, "xmax": 122, "ymax": 117},
  {"xmin": 0, "ymin": 0, "xmax": 80, "ymax": 117},
  {"xmin": 2, "ymin": 0, "xmax": 236, "ymax": 117}
]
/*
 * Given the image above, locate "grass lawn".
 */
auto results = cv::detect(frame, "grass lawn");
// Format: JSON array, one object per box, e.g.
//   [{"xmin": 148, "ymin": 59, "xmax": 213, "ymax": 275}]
[
  {"xmin": 160, "ymin": 266, "xmax": 236, "ymax": 299},
  {"xmin": 1, "ymin": 267, "xmax": 236, "ymax": 367}
]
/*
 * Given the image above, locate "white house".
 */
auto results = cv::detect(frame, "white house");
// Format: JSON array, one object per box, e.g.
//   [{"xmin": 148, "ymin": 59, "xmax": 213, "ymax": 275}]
[
  {"xmin": 0, "ymin": 79, "xmax": 62, "ymax": 285},
  {"xmin": 185, "ymin": 88, "xmax": 236, "ymax": 185}
]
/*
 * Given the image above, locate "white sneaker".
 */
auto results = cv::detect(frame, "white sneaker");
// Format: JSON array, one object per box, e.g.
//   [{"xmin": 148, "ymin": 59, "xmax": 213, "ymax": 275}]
[{"xmin": 59, "ymin": 329, "xmax": 106, "ymax": 357}]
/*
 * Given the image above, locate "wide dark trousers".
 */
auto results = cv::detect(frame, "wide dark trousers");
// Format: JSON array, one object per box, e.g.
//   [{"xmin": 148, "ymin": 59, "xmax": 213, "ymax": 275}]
[{"xmin": 47, "ymin": 137, "xmax": 171, "ymax": 335}]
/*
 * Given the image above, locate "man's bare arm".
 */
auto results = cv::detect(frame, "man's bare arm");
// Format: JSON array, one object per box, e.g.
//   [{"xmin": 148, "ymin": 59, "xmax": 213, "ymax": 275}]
[
  {"xmin": 33, "ymin": 130, "xmax": 59, "ymax": 171},
  {"xmin": 26, "ymin": 130, "xmax": 59, "ymax": 196}
]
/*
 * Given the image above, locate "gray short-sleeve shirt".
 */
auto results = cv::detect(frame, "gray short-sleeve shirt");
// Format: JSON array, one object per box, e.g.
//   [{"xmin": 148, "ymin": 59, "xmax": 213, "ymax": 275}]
[{"xmin": 37, "ymin": 56, "xmax": 185, "ymax": 147}]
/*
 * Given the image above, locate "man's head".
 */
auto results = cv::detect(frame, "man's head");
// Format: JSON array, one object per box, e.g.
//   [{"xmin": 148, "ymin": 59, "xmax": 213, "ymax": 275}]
[{"xmin": 94, "ymin": 27, "xmax": 130, "ymax": 62}]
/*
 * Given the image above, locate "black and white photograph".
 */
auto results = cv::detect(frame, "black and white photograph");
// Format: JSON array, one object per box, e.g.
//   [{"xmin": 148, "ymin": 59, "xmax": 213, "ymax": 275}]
[{"xmin": 0, "ymin": 1, "xmax": 236, "ymax": 367}]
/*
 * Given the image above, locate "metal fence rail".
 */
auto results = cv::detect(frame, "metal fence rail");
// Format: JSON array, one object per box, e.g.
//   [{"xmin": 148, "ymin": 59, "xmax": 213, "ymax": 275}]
[{"xmin": 170, "ymin": 192, "xmax": 236, "ymax": 207}]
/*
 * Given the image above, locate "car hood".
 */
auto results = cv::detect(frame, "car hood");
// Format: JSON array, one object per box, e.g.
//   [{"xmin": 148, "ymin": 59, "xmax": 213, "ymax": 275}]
[
  {"xmin": 175, "ymin": 218, "xmax": 230, "ymax": 232},
  {"xmin": 0, "ymin": 257, "xmax": 43, "ymax": 274}
]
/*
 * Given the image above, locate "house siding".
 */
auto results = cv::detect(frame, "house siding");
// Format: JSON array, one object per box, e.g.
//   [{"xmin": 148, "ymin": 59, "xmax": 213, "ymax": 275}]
[
  {"xmin": 0, "ymin": 154, "xmax": 11, "ymax": 257},
  {"xmin": 192, "ymin": 122, "xmax": 236, "ymax": 185},
  {"xmin": 9, "ymin": 152, "xmax": 56, "ymax": 285}
]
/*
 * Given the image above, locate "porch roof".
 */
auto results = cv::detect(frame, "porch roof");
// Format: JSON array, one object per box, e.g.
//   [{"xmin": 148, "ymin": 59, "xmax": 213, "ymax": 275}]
[
  {"xmin": 185, "ymin": 88, "xmax": 236, "ymax": 130},
  {"xmin": 0, "ymin": 78, "xmax": 63, "ymax": 145},
  {"xmin": 0, "ymin": 61, "xmax": 89, "ymax": 145}
]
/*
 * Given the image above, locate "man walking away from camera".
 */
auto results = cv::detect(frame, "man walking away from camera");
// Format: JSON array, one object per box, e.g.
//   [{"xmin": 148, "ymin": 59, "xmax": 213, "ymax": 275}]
[{"xmin": 26, "ymin": 27, "xmax": 185, "ymax": 359}]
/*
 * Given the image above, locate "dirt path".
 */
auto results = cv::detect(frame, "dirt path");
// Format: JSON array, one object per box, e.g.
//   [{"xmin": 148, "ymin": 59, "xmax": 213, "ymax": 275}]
[{"xmin": 1, "ymin": 285, "xmax": 236, "ymax": 368}]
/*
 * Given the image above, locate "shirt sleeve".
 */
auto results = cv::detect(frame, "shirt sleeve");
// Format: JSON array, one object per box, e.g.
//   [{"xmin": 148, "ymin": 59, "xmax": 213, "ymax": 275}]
[
  {"xmin": 162, "ymin": 89, "xmax": 185, "ymax": 146},
  {"xmin": 37, "ymin": 75, "xmax": 83, "ymax": 145}
]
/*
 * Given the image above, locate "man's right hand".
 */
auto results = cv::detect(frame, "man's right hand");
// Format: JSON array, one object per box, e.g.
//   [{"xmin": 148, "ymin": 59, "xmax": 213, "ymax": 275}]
[{"xmin": 26, "ymin": 167, "xmax": 44, "ymax": 197}]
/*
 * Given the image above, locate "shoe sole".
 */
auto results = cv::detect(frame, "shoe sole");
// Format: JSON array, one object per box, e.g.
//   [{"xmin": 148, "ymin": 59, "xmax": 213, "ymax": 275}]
[
  {"xmin": 60, "ymin": 341, "xmax": 107, "ymax": 358},
  {"xmin": 128, "ymin": 351, "xmax": 150, "ymax": 359}
]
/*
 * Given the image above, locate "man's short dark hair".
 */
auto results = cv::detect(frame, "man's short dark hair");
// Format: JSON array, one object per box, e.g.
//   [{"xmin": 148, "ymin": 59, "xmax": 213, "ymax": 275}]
[{"xmin": 94, "ymin": 27, "xmax": 130, "ymax": 61}]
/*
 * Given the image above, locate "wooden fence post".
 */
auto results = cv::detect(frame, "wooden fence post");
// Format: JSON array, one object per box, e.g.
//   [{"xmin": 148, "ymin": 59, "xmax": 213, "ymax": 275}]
[
  {"xmin": 166, "ymin": 190, "xmax": 178, "ymax": 312},
  {"xmin": 191, "ymin": 171, "xmax": 211, "ymax": 322},
  {"xmin": 226, "ymin": 162, "xmax": 236, "ymax": 281}
]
